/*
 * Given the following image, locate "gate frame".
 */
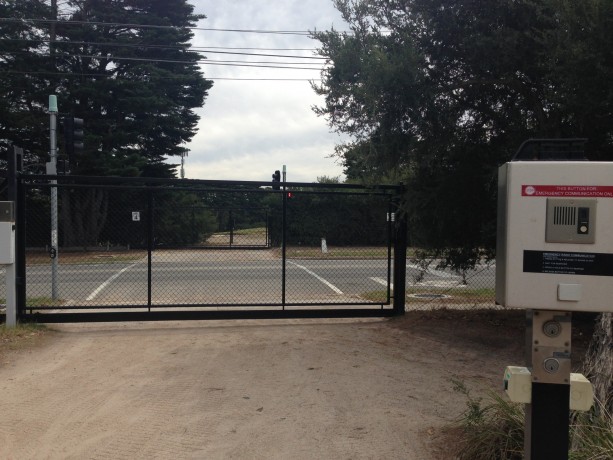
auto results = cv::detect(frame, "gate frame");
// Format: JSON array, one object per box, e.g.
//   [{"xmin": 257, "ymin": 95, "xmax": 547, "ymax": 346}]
[{"xmin": 7, "ymin": 165, "xmax": 407, "ymax": 323}]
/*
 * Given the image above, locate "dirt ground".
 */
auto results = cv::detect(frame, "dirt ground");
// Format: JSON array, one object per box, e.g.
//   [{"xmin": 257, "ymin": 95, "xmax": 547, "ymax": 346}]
[{"xmin": 0, "ymin": 310, "xmax": 593, "ymax": 459}]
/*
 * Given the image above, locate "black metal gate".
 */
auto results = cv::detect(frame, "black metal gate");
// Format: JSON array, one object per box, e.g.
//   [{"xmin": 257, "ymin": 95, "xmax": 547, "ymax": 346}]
[{"xmin": 8, "ymin": 169, "xmax": 407, "ymax": 322}]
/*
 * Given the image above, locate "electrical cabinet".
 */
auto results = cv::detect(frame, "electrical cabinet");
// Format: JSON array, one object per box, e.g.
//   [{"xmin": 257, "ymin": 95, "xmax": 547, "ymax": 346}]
[
  {"xmin": 496, "ymin": 162, "xmax": 613, "ymax": 312},
  {"xmin": 0, "ymin": 202, "xmax": 15, "ymax": 264}
]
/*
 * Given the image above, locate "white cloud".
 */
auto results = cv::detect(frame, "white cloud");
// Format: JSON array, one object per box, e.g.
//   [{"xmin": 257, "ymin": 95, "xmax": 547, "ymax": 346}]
[{"xmin": 181, "ymin": 1, "xmax": 348, "ymax": 183}]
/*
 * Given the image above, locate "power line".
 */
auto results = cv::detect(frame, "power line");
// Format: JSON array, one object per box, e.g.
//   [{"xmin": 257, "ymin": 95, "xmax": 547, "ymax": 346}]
[
  {"xmin": 0, "ymin": 17, "xmax": 329, "ymax": 35},
  {"xmin": 204, "ymin": 59, "xmax": 322, "ymax": 66},
  {"xmin": 0, "ymin": 38, "xmax": 327, "ymax": 60},
  {"xmin": 196, "ymin": 46, "xmax": 318, "ymax": 51},
  {"xmin": 0, "ymin": 70, "xmax": 320, "ymax": 81},
  {"xmin": 0, "ymin": 50, "xmax": 326, "ymax": 70}
]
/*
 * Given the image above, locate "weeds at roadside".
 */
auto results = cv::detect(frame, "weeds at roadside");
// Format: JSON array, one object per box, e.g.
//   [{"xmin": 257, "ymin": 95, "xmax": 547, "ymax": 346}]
[
  {"xmin": 451, "ymin": 378, "xmax": 523, "ymax": 459},
  {"xmin": 570, "ymin": 403, "xmax": 613, "ymax": 460},
  {"xmin": 451, "ymin": 378, "xmax": 613, "ymax": 460}
]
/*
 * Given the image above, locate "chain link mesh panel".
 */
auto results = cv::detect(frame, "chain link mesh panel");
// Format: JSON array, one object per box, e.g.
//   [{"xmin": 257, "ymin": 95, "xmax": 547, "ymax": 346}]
[
  {"xmin": 283, "ymin": 191, "xmax": 392, "ymax": 305},
  {"xmin": 404, "ymin": 256, "xmax": 497, "ymax": 310}
]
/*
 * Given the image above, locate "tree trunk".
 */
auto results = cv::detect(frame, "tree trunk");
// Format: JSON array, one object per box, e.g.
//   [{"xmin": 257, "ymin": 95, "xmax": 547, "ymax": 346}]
[{"xmin": 581, "ymin": 312, "xmax": 613, "ymax": 414}]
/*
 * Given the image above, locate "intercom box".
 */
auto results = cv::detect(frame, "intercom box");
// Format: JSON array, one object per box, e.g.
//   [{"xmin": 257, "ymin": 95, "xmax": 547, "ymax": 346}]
[
  {"xmin": 0, "ymin": 201, "xmax": 15, "ymax": 264},
  {"xmin": 496, "ymin": 162, "xmax": 613, "ymax": 312}
]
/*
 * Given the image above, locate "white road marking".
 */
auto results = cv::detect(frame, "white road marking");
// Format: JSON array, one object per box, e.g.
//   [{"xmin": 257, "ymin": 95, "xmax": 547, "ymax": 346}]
[
  {"xmin": 86, "ymin": 262, "xmax": 139, "ymax": 301},
  {"xmin": 370, "ymin": 277, "xmax": 393, "ymax": 290},
  {"xmin": 287, "ymin": 261, "xmax": 344, "ymax": 295}
]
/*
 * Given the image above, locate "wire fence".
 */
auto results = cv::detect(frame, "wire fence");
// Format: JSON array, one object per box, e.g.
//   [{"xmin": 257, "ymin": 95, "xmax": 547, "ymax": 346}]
[
  {"xmin": 2, "ymin": 259, "xmax": 498, "ymax": 315},
  {"xmin": 0, "ymin": 175, "xmax": 502, "ymax": 320},
  {"xmin": 404, "ymin": 256, "xmax": 498, "ymax": 311}
]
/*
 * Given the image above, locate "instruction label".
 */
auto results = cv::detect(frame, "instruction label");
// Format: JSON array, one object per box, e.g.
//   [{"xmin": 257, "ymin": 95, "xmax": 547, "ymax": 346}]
[
  {"xmin": 523, "ymin": 250, "xmax": 613, "ymax": 277},
  {"xmin": 522, "ymin": 185, "xmax": 613, "ymax": 198}
]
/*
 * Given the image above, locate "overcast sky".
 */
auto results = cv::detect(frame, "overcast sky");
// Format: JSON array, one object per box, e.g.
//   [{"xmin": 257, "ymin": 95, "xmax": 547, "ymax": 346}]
[{"xmin": 185, "ymin": 0, "xmax": 348, "ymax": 183}]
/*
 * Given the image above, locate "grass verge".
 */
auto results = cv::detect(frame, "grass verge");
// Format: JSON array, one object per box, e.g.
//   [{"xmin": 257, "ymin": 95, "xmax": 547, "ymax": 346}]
[
  {"xmin": 26, "ymin": 250, "xmax": 146, "ymax": 266},
  {"xmin": 284, "ymin": 246, "xmax": 395, "ymax": 259}
]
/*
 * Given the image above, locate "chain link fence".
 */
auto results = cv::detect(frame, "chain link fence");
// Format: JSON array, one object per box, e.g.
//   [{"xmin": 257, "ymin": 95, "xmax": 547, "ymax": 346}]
[
  {"xmin": 404, "ymin": 255, "xmax": 498, "ymax": 311},
  {"xmin": 0, "ymin": 176, "xmax": 501, "ymax": 321}
]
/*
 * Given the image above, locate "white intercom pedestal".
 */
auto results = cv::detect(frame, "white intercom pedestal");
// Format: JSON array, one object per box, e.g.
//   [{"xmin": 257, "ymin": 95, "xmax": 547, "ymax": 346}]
[{"xmin": 497, "ymin": 159, "xmax": 612, "ymax": 460}]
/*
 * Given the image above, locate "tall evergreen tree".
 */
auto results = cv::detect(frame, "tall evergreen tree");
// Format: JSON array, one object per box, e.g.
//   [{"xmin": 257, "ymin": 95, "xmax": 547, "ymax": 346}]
[
  {"xmin": 52, "ymin": 0, "xmax": 211, "ymax": 177},
  {"xmin": 0, "ymin": 0, "xmax": 53, "ymax": 165},
  {"xmin": 2, "ymin": 0, "xmax": 211, "ymax": 174},
  {"xmin": 1, "ymin": 0, "xmax": 213, "ymax": 245}
]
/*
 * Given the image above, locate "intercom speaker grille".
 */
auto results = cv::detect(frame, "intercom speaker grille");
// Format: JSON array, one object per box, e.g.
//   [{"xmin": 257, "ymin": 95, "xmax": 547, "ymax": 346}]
[{"xmin": 553, "ymin": 206, "xmax": 577, "ymax": 226}]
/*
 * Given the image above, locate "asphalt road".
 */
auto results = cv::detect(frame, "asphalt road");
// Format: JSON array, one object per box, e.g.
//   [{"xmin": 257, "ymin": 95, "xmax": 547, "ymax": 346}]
[{"xmin": 1, "ymin": 254, "xmax": 496, "ymax": 308}]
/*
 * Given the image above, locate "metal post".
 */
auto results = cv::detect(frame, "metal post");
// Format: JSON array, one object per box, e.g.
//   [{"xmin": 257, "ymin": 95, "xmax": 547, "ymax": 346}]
[
  {"xmin": 48, "ymin": 95, "xmax": 59, "ymax": 300},
  {"xmin": 524, "ymin": 309, "xmax": 571, "ymax": 460},
  {"xmin": 281, "ymin": 166, "xmax": 287, "ymax": 309},
  {"xmin": 393, "ymin": 187, "xmax": 407, "ymax": 315},
  {"xmin": 386, "ymin": 198, "xmax": 393, "ymax": 304},
  {"xmin": 229, "ymin": 210, "xmax": 234, "ymax": 246},
  {"xmin": 265, "ymin": 209, "xmax": 269, "ymax": 248},
  {"xmin": 16, "ymin": 153, "xmax": 26, "ymax": 319},
  {"xmin": 147, "ymin": 191, "xmax": 154, "ymax": 311}
]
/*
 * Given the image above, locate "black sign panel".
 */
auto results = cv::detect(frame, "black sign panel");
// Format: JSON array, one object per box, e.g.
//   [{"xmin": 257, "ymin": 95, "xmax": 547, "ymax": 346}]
[{"xmin": 523, "ymin": 250, "xmax": 613, "ymax": 277}]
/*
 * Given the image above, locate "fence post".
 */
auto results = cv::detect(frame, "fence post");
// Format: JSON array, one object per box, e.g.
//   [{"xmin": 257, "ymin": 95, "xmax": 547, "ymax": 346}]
[
  {"xmin": 281, "ymin": 187, "xmax": 287, "ymax": 309},
  {"xmin": 147, "ymin": 191, "xmax": 153, "ymax": 311},
  {"xmin": 393, "ymin": 186, "xmax": 407, "ymax": 315}
]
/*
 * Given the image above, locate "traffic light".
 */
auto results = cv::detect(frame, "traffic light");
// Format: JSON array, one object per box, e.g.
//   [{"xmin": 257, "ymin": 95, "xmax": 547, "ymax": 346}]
[
  {"xmin": 287, "ymin": 191, "xmax": 294, "ymax": 199},
  {"xmin": 272, "ymin": 170, "xmax": 281, "ymax": 190},
  {"xmin": 63, "ymin": 116, "xmax": 84, "ymax": 158}
]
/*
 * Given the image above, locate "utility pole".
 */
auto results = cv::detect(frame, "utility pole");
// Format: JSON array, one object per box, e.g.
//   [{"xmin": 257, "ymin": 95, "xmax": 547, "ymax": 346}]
[
  {"xmin": 48, "ymin": 0, "xmax": 59, "ymax": 300},
  {"xmin": 48, "ymin": 95, "xmax": 59, "ymax": 300}
]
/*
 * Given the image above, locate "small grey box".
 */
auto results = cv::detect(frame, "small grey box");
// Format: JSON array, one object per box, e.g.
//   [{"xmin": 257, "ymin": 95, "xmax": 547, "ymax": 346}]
[
  {"xmin": 546, "ymin": 198, "xmax": 596, "ymax": 244},
  {"xmin": 0, "ymin": 201, "xmax": 15, "ymax": 222}
]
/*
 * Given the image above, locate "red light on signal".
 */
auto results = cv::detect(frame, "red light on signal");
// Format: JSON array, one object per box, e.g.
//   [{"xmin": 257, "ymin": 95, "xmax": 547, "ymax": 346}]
[{"xmin": 287, "ymin": 192, "xmax": 294, "ymax": 198}]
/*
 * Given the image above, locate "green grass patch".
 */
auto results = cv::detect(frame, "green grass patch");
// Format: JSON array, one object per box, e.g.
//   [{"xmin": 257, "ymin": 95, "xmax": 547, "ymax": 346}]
[
  {"xmin": 26, "ymin": 297, "xmax": 64, "ymax": 307},
  {"xmin": 408, "ymin": 286, "xmax": 495, "ymax": 302},
  {"xmin": 284, "ymin": 246, "xmax": 393, "ymax": 259},
  {"xmin": 26, "ymin": 251, "xmax": 146, "ymax": 266},
  {"xmin": 359, "ymin": 290, "xmax": 390, "ymax": 302},
  {"xmin": 1, "ymin": 297, "xmax": 64, "ymax": 308}
]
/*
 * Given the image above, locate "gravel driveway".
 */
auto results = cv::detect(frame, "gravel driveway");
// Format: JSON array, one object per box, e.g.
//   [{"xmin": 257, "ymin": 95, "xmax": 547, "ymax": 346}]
[{"xmin": 0, "ymin": 312, "xmax": 525, "ymax": 459}]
